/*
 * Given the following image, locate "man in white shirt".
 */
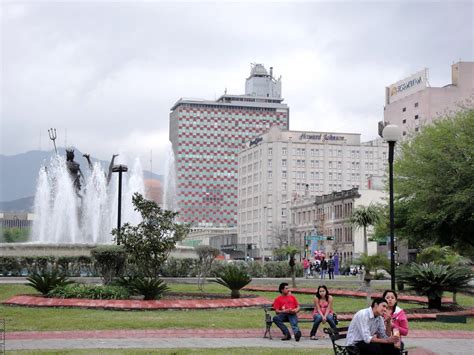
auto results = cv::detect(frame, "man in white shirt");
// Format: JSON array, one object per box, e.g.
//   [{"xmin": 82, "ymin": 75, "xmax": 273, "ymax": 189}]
[{"xmin": 346, "ymin": 297, "xmax": 400, "ymax": 354}]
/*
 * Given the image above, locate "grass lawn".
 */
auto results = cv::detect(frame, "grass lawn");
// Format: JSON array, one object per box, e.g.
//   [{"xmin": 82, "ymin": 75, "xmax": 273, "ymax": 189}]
[
  {"xmin": 1, "ymin": 283, "xmax": 473, "ymax": 332},
  {"xmin": 8, "ymin": 349, "xmax": 333, "ymax": 355}
]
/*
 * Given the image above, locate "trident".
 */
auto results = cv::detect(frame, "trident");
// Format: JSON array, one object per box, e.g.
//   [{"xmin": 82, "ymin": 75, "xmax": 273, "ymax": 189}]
[{"xmin": 48, "ymin": 128, "xmax": 57, "ymax": 154}]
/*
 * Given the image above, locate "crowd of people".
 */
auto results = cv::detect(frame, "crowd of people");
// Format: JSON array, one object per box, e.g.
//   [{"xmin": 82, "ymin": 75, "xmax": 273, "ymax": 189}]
[
  {"xmin": 302, "ymin": 255, "xmax": 336, "ymax": 279},
  {"xmin": 271, "ymin": 282, "xmax": 409, "ymax": 354}
]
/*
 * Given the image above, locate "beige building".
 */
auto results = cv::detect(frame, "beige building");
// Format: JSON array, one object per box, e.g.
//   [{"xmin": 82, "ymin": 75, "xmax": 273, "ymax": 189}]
[
  {"xmin": 288, "ymin": 188, "xmax": 385, "ymax": 266},
  {"xmin": 237, "ymin": 126, "xmax": 388, "ymax": 257},
  {"xmin": 384, "ymin": 61, "xmax": 474, "ymax": 137}
]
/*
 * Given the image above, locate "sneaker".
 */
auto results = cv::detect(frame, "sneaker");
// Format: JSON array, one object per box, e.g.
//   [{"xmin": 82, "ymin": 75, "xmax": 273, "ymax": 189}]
[
  {"xmin": 295, "ymin": 331, "xmax": 302, "ymax": 342},
  {"xmin": 281, "ymin": 334, "xmax": 291, "ymax": 341},
  {"xmin": 310, "ymin": 336, "xmax": 318, "ymax": 340}
]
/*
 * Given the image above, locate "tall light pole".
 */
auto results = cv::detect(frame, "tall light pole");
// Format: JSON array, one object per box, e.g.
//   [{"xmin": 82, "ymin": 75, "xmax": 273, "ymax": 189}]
[
  {"xmin": 382, "ymin": 124, "xmax": 401, "ymax": 290},
  {"xmin": 112, "ymin": 164, "xmax": 128, "ymax": 245}
]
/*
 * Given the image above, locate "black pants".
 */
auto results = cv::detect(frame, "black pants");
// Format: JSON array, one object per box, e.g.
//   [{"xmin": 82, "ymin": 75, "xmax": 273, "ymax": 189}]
[{"xmin": 355, "ymin": 341, "xmax": 400, "ymax": 355}]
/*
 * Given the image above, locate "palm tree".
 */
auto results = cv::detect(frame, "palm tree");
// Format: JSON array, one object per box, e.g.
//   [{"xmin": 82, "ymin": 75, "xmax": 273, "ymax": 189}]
[
  {"xmin": 350, "ymin": 204, "xmax": 380, "ymax": 255},
  {"xmin": 212, "ymin": 264, "xmax": 252, "ymax": 298},
  {"xmin": 399, "ymin": 262, "xmax": 472, "ymax": 309},
  {"xmin": 274, "ymin": 245, "xmax": 300, "ymax": 288}
]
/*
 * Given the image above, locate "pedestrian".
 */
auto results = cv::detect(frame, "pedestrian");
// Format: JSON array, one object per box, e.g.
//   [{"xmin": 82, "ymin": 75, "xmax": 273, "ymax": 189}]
[
  {"xmin": 272, "ymin": 282, "xmax": 302, "ymax": 342},
  {"xmin": 320, "ymin": 256, "xmax": 328, "ymax": 279},
  {"xmin": 383, "ymin": 289, "xmax": 409, "ymax": 351},
  {"xmin": 328, "ymin": 255, "xmax": 335, "ymax": 279},
  {"xmin": 346, "ymin": 297, "xmax": 400, "ymax": 354},
  {"xmin": 303, "ymin": 258, "xmax": 310, "ymax": 279},
  {"xmin": 310, "ymin": 285, "xmax": 337, "ymax": 340}
]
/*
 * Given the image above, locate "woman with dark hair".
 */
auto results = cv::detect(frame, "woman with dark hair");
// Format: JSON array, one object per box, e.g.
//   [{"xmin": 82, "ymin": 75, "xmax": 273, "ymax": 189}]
[
  {"xmin": 310, "ymin": 285, "xmax": 336, "ymax": 340},
  {"xmin": 383, "ymin": 289, "xmax": 409, "ymax": 350}
]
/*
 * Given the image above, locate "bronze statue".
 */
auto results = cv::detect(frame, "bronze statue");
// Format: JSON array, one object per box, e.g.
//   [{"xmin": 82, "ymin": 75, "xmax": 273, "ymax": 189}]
[{"xmin": 66, "ymin": 149, "xmax": 85, "ymax": 192}]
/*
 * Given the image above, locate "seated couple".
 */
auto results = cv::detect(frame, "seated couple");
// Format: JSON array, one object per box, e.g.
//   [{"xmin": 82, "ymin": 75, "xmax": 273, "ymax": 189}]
[{"xmin": 272, "ymin": 283, "xmax": 336, "ymax": 342}]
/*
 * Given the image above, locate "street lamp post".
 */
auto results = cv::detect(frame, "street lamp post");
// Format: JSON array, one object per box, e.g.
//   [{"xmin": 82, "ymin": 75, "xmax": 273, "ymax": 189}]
[
  {"xmin": 382, "ymin": 124, "xmax": 401, "ymax": 291},
  {"xmin": 112, "ymin": 164, "xmax": 128, "ymax": 245}
]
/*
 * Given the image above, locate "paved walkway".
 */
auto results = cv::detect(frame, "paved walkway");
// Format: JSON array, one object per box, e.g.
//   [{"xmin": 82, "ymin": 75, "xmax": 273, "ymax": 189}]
[{"xmin": 4, "ymin": 328, "xmax": 474, "ymax": 354}]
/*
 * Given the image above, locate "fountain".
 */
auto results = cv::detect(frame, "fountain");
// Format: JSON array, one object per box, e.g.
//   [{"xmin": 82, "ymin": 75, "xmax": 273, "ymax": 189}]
[
  {"xmin": 30, "ymin": 151, "xmax": 145, "ymax": 244},
  {"xmin": 162, "ymin": 143, "xmax": 178, "ymax": 211}
]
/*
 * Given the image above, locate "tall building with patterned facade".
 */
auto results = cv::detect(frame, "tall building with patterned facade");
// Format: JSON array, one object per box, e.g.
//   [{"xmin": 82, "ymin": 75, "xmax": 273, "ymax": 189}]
[{"xmin": 169, "ymin": 64, "xmax": 289, "ymax": 227}]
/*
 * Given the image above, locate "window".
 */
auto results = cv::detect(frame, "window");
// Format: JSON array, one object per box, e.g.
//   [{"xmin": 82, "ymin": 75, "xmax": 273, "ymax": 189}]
[
  {"xmin": 415, "ymin": 115, "xmax": 419, "ymax": 119},
  {"xmin": 402, "ymin": 119, "xmax": 406, "ymax": 124},
  {"xmin": 282, "ymin": 159, "xmax": 287, "ymax": 167},
  {"xmin": 267, "ymin": 159, "xmax": 272, "ymax": 168},
  {"xmin": 282, "ymin": 147, "xmax": 287, "ymax": 156},
  {"xmin": 415, "ymin": 127, "xmax": 419, "ymax": 132},
  {"xmin": 268, "ymin": 148, "xmax": 272, "ymax": 156},
  {"xmin": 402, "ymin": 131, "xmax": 407, "ymax": 136},
  {"xmin": 282, "ymin": 171, "xmax": 287, "ymax": 179},
  {"xmin": 402, "ymin": 107, "xmax": 406, "ymax": 112},
  {"xmin": 414, "ymin": 102, "xmax": 419, "ymax": 107}
]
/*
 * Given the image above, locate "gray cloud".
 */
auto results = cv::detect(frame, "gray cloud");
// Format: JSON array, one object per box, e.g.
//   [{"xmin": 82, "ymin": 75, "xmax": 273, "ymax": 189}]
[{"xmin": 1, "ymin": 1, "xmax": 473, "ymax": 174}]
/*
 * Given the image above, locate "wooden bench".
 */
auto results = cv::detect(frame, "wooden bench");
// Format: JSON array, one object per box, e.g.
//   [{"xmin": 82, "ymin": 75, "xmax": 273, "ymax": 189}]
[
  {"xmin": 263, "ymin": 304, "xmax": 338, "ymax": 339},
  {"xmin": 324, "ymin": 327, "xmax": 408, "ymax": 355}
]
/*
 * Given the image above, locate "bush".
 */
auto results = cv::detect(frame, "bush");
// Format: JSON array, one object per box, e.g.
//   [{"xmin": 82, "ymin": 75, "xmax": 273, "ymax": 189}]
[
  {"xmin": 263, "ymin": 261, "xmax": 303, "ymax": 278},
  {"xmin": 91, "ymin": 245, "xmax": 127, "ymax": 285},
  {"xmin": 115, "ymin": 276, "xmax": 169, "ymax": 300},
  {"xmin": 399, "ymin": 262, "xmax": 473, "ymax": 309},
  {"xmin": 0, "ymin": 256, "xmax": 22, "ymax": 276},
  {"xmin": 160, "ymin": 257, "xmax": 196, "ymax": 277},
  {"xmin": 246, "ymin": 261, "xmax": 264, "ymax": 278},
  {"xmin": 374, "ymin": 272, "xmax": 386, "ymax": 280},
  {"xmin": 50, "ymin": 283, "xmax": 129, "ymax": 300},
  {"xmin": 26, "ymin": 270, "xmax": 74, "ymax": 295},
  {"xmin": 211, "ymin": 264, "xmax": 252, "ymax": 298}
]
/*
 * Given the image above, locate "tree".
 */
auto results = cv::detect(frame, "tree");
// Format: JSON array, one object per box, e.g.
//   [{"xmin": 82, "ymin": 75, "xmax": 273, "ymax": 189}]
[
  {"xmin": 350, "ymin": 204, "xmax": 380, "ymax": 255},
  {"xmin": 195, "ymin": 245, "xmax": 220, "ymax": 291},
  {"xmin": 394, "ymin": 109, "xmax": 474, "ymax": 254},
  {"xmin": 273, "ymin": 245, "xmax": 300, "ymax": 288},
  {"xmin": 112, "ymin": 193, "xmax": 189, "ymax": 278}
]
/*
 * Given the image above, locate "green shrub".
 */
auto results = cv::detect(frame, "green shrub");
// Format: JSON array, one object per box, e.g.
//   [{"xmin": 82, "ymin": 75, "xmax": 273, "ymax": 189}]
[
  {"xmin": 399, "ymin": 262, "xmax": 473, "ymax": 309},
  {"xmin": 374, "ymin": 272, "xmax": 386, "ymax": 280},
  {"xmin": 0, "ymin": 256, "xmax": 22, "ymax": 276},
  {"xmin": 26, "ymin": 270, "xmax": 74, "ymax": 295},
  {"xmin": 49, "ymin": 283, "xmax": 130, "ymax": 300},
  {"xmin": 115, "ymin": 276, "xmax": 170, "ymax": 300},
  {"xmin": 160, "ymin": 257, "xmax": 196, "ymax": 277},
  {"xmin": 247, "ymin": 261, "xmax": 265, "ymax": 278},
  {"xmin": 263, "ymin": 261, "xmax": 303, "ymax": 277},
  {"xmin": 91, "ymin": 245, "xmax": 127, "ymax": 285},
  {"xmin": 211, "ymin": 264, "xmax": 252, "ymax": 298},
  {"xmin": 128, "ymin": 277, "xmax": 170, "ymax": 300}
]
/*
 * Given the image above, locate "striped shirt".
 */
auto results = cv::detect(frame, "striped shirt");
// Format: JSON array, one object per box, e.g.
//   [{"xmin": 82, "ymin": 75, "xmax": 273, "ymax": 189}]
[{"xmin": 346, "ymin": 307, "xmax": 388, "ymax": 345}]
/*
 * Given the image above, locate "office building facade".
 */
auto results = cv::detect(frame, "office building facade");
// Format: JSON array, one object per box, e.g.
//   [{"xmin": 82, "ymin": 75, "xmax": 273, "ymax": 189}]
[
  {"xmin": 169, "ymin": 64, "xmax": 289, "ymax": 227},
  {"xmin": 237, "ymin": 126, "xmax": 388, "ymax": 256}
]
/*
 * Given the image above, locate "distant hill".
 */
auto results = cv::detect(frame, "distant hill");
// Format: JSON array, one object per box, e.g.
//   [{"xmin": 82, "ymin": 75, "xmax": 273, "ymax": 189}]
[
  {"xmin": 0, "ymin": 149, "xmax": 163, "ymax": 206},
  {"xmin": 0, "ymin": 196, "xmax": 35, "ymax": 212}
]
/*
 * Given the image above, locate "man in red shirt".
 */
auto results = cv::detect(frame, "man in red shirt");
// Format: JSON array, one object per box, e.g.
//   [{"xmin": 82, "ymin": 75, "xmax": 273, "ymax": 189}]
[{"xmin": 272, "ymin": 282, "xmax": 302, "ymax": 341}]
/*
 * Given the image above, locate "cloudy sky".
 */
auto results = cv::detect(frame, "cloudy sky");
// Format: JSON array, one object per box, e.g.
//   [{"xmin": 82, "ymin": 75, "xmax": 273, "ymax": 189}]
[{"xmin": 1, "ymin": 0, "xmax": 472, "ymax": 174}]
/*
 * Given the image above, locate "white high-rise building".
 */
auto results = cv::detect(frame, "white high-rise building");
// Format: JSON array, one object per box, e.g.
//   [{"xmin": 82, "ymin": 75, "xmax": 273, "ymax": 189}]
[{"xmin": 237, "ymin": 126, "xmax": 388, "ymax": 257}]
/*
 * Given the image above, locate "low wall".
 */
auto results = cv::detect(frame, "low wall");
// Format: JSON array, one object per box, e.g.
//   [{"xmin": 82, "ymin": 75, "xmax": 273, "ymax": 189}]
[{"xmin": 0, "ymin": 243, "xmax": 198, "ymax": 259}]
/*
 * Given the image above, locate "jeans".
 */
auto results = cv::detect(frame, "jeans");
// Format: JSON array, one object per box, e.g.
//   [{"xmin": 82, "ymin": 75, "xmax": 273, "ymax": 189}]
[
  {"xmin": 273, "ymin": 313, "xmax": 300, "ymax": 336},
  {"xmin": 328, "ymin": 268, "xmax": 335, "ymax": 279},
  {"xmin": 320, "ymin": 270, "xmax": 326, "ymax": 279},
  {"xmin": 310, "ymin": 313, "xmax": 337, "ymax": 337}
]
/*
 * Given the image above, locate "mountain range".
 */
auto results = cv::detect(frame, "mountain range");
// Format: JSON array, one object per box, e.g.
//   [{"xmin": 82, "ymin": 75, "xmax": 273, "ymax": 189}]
[{"xmin": 0, "ymin": 149, "xmax": 163, "ymax": 212}]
